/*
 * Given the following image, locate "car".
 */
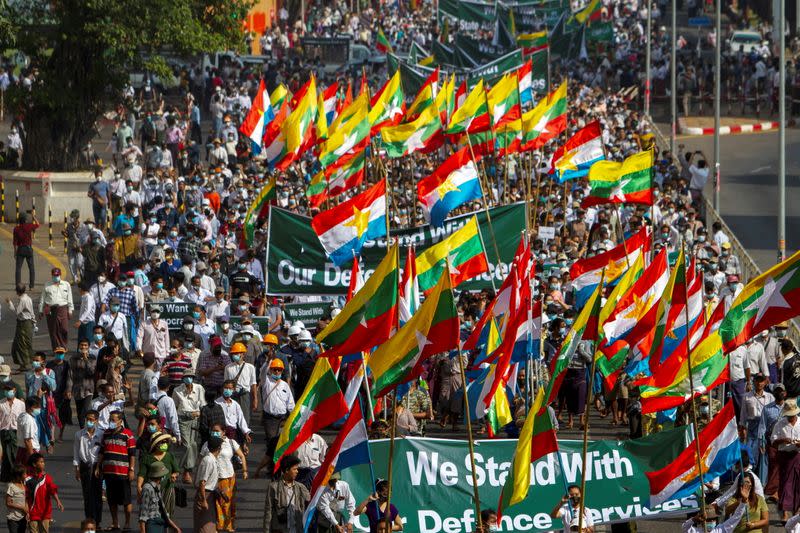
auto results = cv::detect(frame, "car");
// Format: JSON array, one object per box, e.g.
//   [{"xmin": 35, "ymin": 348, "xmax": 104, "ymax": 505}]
[{"xmin": 726, "ymin": 30, "xmax": 763, "ymax": 55}]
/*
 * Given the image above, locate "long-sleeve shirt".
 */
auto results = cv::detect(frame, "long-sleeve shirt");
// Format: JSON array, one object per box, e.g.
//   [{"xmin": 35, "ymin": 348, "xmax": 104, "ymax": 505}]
[
  {"xmin": 98, "ymin": 312, "xmax": 129, "ymax": 351},
  {"xmin": 0, "ymin": 398, "xmax": 25, "ymax": 430},
  {"xmin": 69, "ymin": 354, "xmax": 97, "ymax": 399},
  {"xmin": 137, "ymin": 319, "xmax": 170, "ymax": 358},
  {"xmin": 317, "ymin": 479, "xmax": 356, "ymax": 526},
  {"xmin": 214, "ymin": 397, "xmax": 250, "ymax": 434},
  {"xmin": 72, "ymin": 427, "xmax": 102, "ymax": 466},
  {"xmin": 8, "ymin": 294, "xmax": 35, "ymax": 321},
  {"xmin": 152, "ymin": 391, "xmax": 181, "ymax": 440},
  {"xmin": 39, "ymin": 280, "xmax": 74, "ymax": 312},
  {"xmin": 172, "ymin": 383, "xmax": 206, "ymax": 417},
  {"xmin": 78, "ymin": 292, "xmax": 96, "ymax": 324},
  {"xmin": 711, "ymin": 469, "xmax": 764, "ymax": 509},
  {"xmin": 681, "ymin": 502, "xmax": 746, "ymax": 533}
]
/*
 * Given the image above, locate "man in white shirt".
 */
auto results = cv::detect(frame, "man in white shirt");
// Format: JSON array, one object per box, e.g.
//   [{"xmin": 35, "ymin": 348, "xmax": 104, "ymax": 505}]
[
  {"xmin": 39, "ymin": 267, "xmax": 74, "ymax": 349},
  {"xmin": 215, "ymin": 380, "xmax": 252, "ymax": 443},
  {"xmin": 152, "ymin": 376, "xmax": 181, "ymax": 440},
  {"xmin": 0, "ymin": 383, "xmax": 25, "ymax": 479},
  {"xmin": 549, "ymin": 485, "xmax": 593, "ymax": 532},
  {"xmin": 206, "ymin": 288, "xmax": 230, "ymax": 323},
  {"xmin": 172, "ymin": 373, "xmax": 205, "ymax": 483},
  {"xmin": 296, "ymin": 432, "xmax": 328, "ymax": 487},
  {"xmin": 98, "ymin": 297, "xmax": 130, "ymax": 352},
  {"xmin": 17, "ymin": 396, "xmax": 41, "ymax": 465},
  {"xmin": 73, "ymin": 409, "xmax": 103, "ymax": 523},
  {"xmin": 224, "ymin": 352, "xmax": 257, "ymax": 426},
  {"xmin": 728, "ymin": 344, "xmax": 749, "ymax": 417},
  {"xmin": 90, "ymin": 274, "xmax": 116, "ymax": 317},
  {"xmin": 138, "ymin": 305, "xmax": 170, "ymax": 363},
  {"xmin": 91, "ymin": 381, "xmax": 126, "ymax": 431},
  {"xmin": 317, "ymin": 473, "xmax": 356, "ymax": 531},
  {"xmin": 745, "ymin": 338, "xmax": 770, "ymax": 381},
  {"xmin": 255, "ymin": 358, "xmax": 295, "ymax": 477}
]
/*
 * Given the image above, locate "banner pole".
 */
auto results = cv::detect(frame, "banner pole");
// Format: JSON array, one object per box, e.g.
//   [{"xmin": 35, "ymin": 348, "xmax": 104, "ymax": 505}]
[
  {"xmin": 578, "ymin": 270, "xmax": 604, "ymax": 532},
  {"xmin": 683, "ymin": 255, "xmax": 709, "ymax": 533},
  {"xmin": 384, "ymin": 389, "xmax": 399, "ymax": 533},
  {"xmin": 466, "ymin": 133, "xmax": 503, "ymax": 270},
  {"xmin": 615, "ymin": 205, "xmax": 631, "ymax": 269}
]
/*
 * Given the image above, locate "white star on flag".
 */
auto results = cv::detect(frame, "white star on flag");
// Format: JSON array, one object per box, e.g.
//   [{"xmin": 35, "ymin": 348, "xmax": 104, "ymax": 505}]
[
  {"xmin": 333, "ymin": 132, "xmax": 359, "ymax": 157},
  {"xmin": 415, "ymin": 330, "xmax": 433, "ymax": 355},
  {"xmin": 532, "ymin": 112, "xmax": 550, "ymax": 133},
  {"xmin": 492, "ymin": 102, "xmax": 507, "ymax": 124},
  {"xmin": 293, "ymin": 391, "xmax": 317, "ymax": 431},
  {"xmin": 447, "ymin": 253, "xmax": 460, "ymax": 275},
  {"xmin": 359, "ymin": 315, "xmax": 368, "ymax": 329},
  {"xmin": 405, "ymin": 128, "xmax": 428, "ymax": 153},
  {"xmin": 743, "ymin": 273, "xmax": 793, "ymax": 329},
  {"xmin": 609, "ymin": 178, "xmax": 631, "ymax": 202}
]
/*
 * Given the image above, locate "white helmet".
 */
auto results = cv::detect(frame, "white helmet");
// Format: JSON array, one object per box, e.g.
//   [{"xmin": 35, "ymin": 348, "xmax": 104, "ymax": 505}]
[
  {"xmin": 298, "ymin": 330, "xmax": 313, "ymax": 342},
  {"xmin": 330, "ymin": 308, "xmax": 341, "ymax": 319},
  {"xmin": 291, "ymin": 320, "xmax": 306, "ymax": 330},
  {"xmin": 287, "ymin": 325, "xmax": 303, "ymax": 337}
]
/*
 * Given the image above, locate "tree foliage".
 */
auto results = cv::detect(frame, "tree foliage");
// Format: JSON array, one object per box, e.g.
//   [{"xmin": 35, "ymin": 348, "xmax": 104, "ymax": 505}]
[{"xmin": 0, "ymin": 0, "xmax": 253, "ymax": 171}]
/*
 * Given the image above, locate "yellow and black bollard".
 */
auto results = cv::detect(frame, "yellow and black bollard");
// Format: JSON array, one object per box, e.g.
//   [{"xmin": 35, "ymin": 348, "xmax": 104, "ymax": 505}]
[
  {"xmin": 14, "ymin": 189, "xmax": 19, "ymax": 222},
  {"xmin": 63, "ymin": 211, "xmax": 67, "ymax": 254},
  {"xmin": 0, "ymin": 179, "xmax": 5, "ymax": 223},
  {"xmin": 48, "ymin": 206, "xmax": 52, "ymax": 248},
  {"xmin": 31, "ymin": 197, "xmax": 35, "ymax": 220}
]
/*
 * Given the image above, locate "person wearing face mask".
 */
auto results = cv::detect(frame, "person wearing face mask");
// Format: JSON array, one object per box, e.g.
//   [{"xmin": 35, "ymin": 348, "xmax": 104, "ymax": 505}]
[
  {"xmin": 173, "ymin": 370, "xmax": 206, "ymax": 484},
  {"xmin": 16, "ymin": 396, "xmax": 42, "ymax": 469},
  {"xmin": 88, "ymin": 169, "xmax": 112, "ymax": 226},
  {"xmin": 209, "ymin": 258, "xmax": 230, "ymax": 296},
  {"xmin": 115, "ymin": 222, "xmax": 145, "ymax": 273},
  {"xmin": 145, "ymin": 274, "xmax": 169, "ymax": 302},
  {"xmin": 177, "ymin": 223, "xmax": 202, "ymax": 265},
  {"xmin": 39, "ymin": 267, "xmax": 74, "ymax": 350},
  {"xmin": 25, "ymin": 352, "xmax": 57, "ymax": 453},
  {"xmin": 353, "ymin": 478, "xmax": 401, "ymax": 533},
  {"xmin": 199, "ymin": 422, "xmax": 248, "ymax": 531},
  {"xmin": 215, "ymin": 380, "xmax": 253, "ymax": 450},
  {"xmin": 152, "ymin": 376, "xmax": 181, "ymax": 441},
  {"xmin": 8, "ymin": 284, "xmax": 35, "ymax": 372},
  {"xmin": 206, "ymin": 287, "xmax": 230, "ymax": 325},
  {"xmin": 550, "ymin": 485, "xmax": 593, "ymax": 532},
  {"xmin": 98, "ymin": 296, "xmax": 131, "ymax": 353},
  {"xmin": 0, "ymin": 382, "xmax": 25, "ymax": 482},
  {"xmin": 479, "ymin": 509, "xmax": 498, "ymax": 533},
  {"xmin": 763, "ymin": 383, "xmax": 787, "ymax": 501},
  {"xmin": 46, "ymin": 347, "xmax": 72, "ymax": 442},
  {"xmin": 228, "ymin": 259, "xmax": 260, "ymax": 299},
  {"xmin": 69, "ymin": 339, "xmax": 97, "ymax": 427},
  {"xmin": 255, "ymin": 358, "xmax": 295, "ymax": 478},
  {"xmin": 317, "ymin": 471, "xmax": 356, "ymax": 533},
  {"xmin": 138, "ymin": 305, "xmax": 170, "ymax": 364},
  {"xmin": 73, "ymin": 410, "xmax": 103, "ymax": 526},
  {"xmin": 91, "ymin": 382, "xmax": 126, "ymax": 432},
  {"xmin": 137, "ymin": 432, "xmax": 180, "ymax": 515},
  {"xmin": 95, "ymin": 410, "xmax": 136, "ymax": 532},
  {"xmin": 739, "ymin": 374, "xmax": 773, "ymax": 482},
  {"xmin": 224, "ymin": 343, "xmax": 258, "ymax": 427}
]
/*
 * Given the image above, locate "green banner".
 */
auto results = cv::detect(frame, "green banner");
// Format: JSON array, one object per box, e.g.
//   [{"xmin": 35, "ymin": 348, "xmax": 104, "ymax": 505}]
[
  {"xmin": 527, "ymin": 48, "xmax": 549, "ymax": 94},
  {"xmin": 341, "ymin": 430, "xmax": 697, "ymax": 533},
  {"xmin": 283, "ymin": 302, "xmax": 334, "ymax": 328},
  {"xmin": 147, "ymin": 302, "xmax": 193, "ymax": 331},
  {"xmin": 439, "ymin": 0, "xmax": 497, "ymax": 32},
  {"xmin": 227, "ymin": 316, "xmax": 271, "ymax": 335},
  {"xmin": 467, "ymin": 49, "xmax": 524, "ymax": 85},
  {"xmin": 266, "ymin": 203, "xmax": 526, "ymax": 295},
  {"xmin": 455, "ymin": 34, "xmax": 507, "ymax": 65},
  {"xmin": 586, "ymin": 21, "xmax": 614, "ymax": 42}
]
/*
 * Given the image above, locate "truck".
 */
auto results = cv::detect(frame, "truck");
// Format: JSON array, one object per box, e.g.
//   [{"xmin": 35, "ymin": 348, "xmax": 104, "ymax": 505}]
[{"xmin": 299, "ymin": 36, "xmax": 385, "ymax": 75}]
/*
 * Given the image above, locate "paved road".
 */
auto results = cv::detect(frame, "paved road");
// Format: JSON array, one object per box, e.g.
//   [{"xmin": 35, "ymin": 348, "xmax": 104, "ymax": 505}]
[{"xmin": 659, "ymin": 125, "xmax": 800, "ymax": 272}]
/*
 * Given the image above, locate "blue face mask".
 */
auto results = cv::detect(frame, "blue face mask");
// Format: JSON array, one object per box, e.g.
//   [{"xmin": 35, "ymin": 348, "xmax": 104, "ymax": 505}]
[
  {"xmin": 5, "ymin": 390, "xmax": 15, "ymax": 399},
  {"xmin": 156, "ymin": 282, "xmax": 164, "ymax": 289},
  {"xmin": 32, "ymin": 408, "xmax": 41, "ymax": 417},
  {"xmin": 53, "ymin": 276, "xmax": 60, "ymax": 283},
  {"xmin": 148, "ymin": 425, "xmax": 158, "ymax": 433},
  {"xmin": 183, "ymin": 377, "xmax": 193, "ymax": 385},
  {"xmin": 231, "ymin": 355, "xmax": 241, "ymax": 363},
  {"xmin": 192, "ymin": 311, "xmax": 201, "ymax": 319},
  {"xmin": 111, "ymin": 305, "xmax": 120, "ymax": 313},
  {"xmin": 86, "ymin": 421, "xmax": 95, "ymax": 429},
  {"xmin": 32, "ymin": 361, "xmax": 41, "ymax": 369},
  {"xmin": 55, "ymin": 353, "xmax": 65, "ymax": 361},
  {"xmin": 222, "ymin": 389, "xmax": 233, "ymax": 398},
  {"xmin": 95, "ymin": 333, "xmax": 104, "ymax": 341},
  {"xmin": 211, "ymin": 431, "xmax": 222, "ymax": 438}
]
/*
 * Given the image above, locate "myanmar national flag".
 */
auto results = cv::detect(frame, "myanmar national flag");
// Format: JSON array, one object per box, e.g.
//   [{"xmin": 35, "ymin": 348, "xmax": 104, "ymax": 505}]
[
  {"xmin": 306, "ymin": 171, "xmax": 328, "ymax": 209},
  {"xmin": 581, "ymin": 150, "xmax": 654, "ymax": 208},
  {"xmin": 417, "ymin": 146, "xmax": 482, "ymax": 227},
  {"xmin": 316, "ymin": 244, "xmax": 399, "ymax": 358},
  {"xmin": 720, "ymin": 249, "xmax": 800, "ymax": 352},
  {"xmin": 415, "ymin": 215, "xmax": 489, "ymax": 294},
  {"xmin": 369, "ymin": 268, "xmax": 459, "ymax": 398},
  {"xmin": 330, "ymin": 93, "xmax": 368, "ymax": 135},
  {"xmin": 319, "ymin": 100, "xmax": 369, "ymax": 168},
  {"xmin": 242, "ymin": 176, "xmax": 276, "ymax": 246},
  {"xmin": 406, "ymin": 68, "xmax": 439, "ymax": 121},
  {"xmin": 517, "ymin": 30, "xmax": 549, "ymax": 55},
  {"xmin": 487, "ymin": 73, "xmax": 521, "ymax": 130},
  {"xmin": 574, "ymin": 0, "xmax": 602, "ymax": 23},
  {"xmin": 381, "ymin": 105, "xmax": 442, "ymax": 158},
  {"xmin": 239, "ymin": 79, "xmax": 274, "ymax": 154},
  {"xmin": 546, "ymin": 281, "xmax": 603, "ymax": 404},
  {"xmin": 376, "ymin": 27, "xmax": 393, "ymax": 54},
  {"xmin": 497, "ymin": 387, "xmax": 557, "ymax": 516},
  {"xmin": 273, "ymin": 355, "xmax": 348, "ymax": 468},
  {"xmin": 270, "ymin": 84, "xmax": 289, "ymax": 110},
  {"xmin": 369, "ymin": 71, "xmax": 405, "ymax": 132},
  {"xmin": 520, "ymin": 81, "xmax": 567, "ymax": 152},
  {"xmin": 327, "ymin": 150, "xmax": 366, "ymax": 197},
  {"xmin": 446, "ymin": 79, "xmax": 491, "ymax": 135},
  {"xmin": 311, "ymin": 180, "xmax": 387, "ymax": 266}
]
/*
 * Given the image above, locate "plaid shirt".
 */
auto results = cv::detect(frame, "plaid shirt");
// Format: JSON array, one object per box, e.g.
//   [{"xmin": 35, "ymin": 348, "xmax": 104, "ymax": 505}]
[
  {"xmin": 104, "ymin": 287, "xmax": 137, "ymax": 317},
  {"xmin": 177, "ymin": 235, "xmax": 201, "ymax": 263}
]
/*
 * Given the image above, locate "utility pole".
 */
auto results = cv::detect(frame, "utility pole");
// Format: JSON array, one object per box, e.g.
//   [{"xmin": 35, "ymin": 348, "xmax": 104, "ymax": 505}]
[
  {"xmin": 670, "ymin": 0, "xmax": 677, "ymax": 154},
  {"xmin": 779, "ymin": 0, "xmax": 786, "ymax": 262},
  {"xmin": 713, "ymin": 0, "xmax": 721, "ymax": 210},
  {"xmin": 645, "ymin": 0, "xmax": 652, "ymax": 116}
]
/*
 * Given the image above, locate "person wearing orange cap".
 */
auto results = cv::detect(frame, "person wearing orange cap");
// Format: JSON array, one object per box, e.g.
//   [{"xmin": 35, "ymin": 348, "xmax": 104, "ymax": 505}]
[
  {"xmin": 255, "ymin": 358, "xmax": 295, "ymax": 478},
  {"xmin": 224, "ymin": 342, "xmax": 258, "ymax": 426},
  {"xmin": 256, "ymin": 334, "xmax": 289, "ymax": 386}
]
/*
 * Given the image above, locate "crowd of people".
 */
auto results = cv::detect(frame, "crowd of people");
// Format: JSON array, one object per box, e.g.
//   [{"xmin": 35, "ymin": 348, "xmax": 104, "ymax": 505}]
[{"xmin": 0, "ymin": 0, "xmax": 798, "ymax": 531}]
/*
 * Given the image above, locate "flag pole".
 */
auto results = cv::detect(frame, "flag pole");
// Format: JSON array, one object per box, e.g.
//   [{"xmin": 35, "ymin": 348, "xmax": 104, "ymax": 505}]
[
  {"xmin": 683, "ymin": 254, "xmax": 709, "ymax": 533},
  {"xmin": 450, "ymin": 260, "xmax": 484, "ymax": 533},
  {"xmin": 615, "ymin": 205, "xmax": 631, "ymax": 269},
  {"xmin": 383, "ymin": 388, "xmax": 399, "ymax": 533},
  {"xmin": 532, "ymin": 156, "xmax": 542, "ymax": 233},
  {"xmin": 577, "ymin": 269, "xmax": 604, "ymax": 532}
]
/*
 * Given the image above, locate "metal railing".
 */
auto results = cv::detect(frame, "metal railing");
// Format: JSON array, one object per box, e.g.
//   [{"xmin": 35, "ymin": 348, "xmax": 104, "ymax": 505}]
[{"xmin": 643, "ymin": 113, "xmax": 800, "ymax": 344}]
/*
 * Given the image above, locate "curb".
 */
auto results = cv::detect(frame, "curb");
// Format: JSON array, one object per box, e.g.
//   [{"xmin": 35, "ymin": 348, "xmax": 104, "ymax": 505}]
[{"xmin": 678, "ymin": 118, "xmax": 781, "ymax": 136}]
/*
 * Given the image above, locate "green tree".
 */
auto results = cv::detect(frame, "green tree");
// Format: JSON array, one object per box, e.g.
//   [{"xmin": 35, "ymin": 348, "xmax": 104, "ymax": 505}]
[{"xmin": 0, "ymin": 0, "xmax": 253, "ymax": 171}]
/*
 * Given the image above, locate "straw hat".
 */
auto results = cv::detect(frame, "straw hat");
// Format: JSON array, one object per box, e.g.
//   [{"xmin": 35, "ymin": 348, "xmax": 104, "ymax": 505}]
[{"xmin": 782, "ymin": 399, "xmax": 800, "ymax": 417}]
